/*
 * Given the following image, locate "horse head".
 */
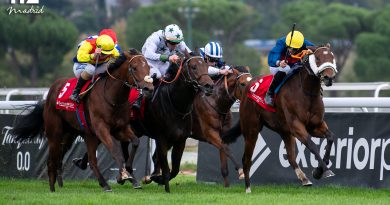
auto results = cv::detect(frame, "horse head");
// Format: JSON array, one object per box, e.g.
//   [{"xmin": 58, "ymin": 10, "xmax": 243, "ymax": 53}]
[
  {"xmin": 225, "ymin": 66, "xmax": 252, "ymax": 100},
  {"xmin": 123, "ymin": 49, "xmax": 154, "ymax": 96},
  {"xmin": 180, "ymin": 50, "xmax": 214, "ymax": 95},
  {"xmin": 305, "ymin": 43, "xmax": 337, "ymax": 86}
]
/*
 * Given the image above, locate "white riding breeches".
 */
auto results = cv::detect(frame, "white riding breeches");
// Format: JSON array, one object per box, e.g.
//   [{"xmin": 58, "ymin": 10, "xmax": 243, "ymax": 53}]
[
  {"xmin": 269, "ymin": 65, "xmax": 291, "ymax": 75},
  {"xmin": 73, "ymin": 62, "xmax": 107, "ymax": 78}
]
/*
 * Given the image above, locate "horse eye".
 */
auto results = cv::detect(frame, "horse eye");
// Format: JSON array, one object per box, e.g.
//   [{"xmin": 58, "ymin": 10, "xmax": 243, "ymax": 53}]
[
  {"xmin": 191, "ymin": 66, "xmax": 197, "ymax": 70},
  {"xmin": 240, "ymin": 83, "xmax": 246, "ymax": 87}
]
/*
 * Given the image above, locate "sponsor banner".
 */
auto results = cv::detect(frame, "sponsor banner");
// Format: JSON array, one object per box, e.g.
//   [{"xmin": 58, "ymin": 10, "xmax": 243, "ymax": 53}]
[
  {"xmin": 197, "ymin": 113, "xmax": 390, "ymax": 188},
  {"xmin": 0, "ymin": 114, "xmax": 150, "ymax": 181}
]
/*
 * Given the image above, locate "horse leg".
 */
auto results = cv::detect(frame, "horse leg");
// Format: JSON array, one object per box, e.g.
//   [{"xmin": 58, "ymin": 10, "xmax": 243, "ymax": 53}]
[
  {"xmin": 143, "ymin": 148, "xmax": 161, "ymax": 185},
  {"xmin": 124, "ymin": 141, "xmax": 142, "ymax": 189},
  {"xmin": 44, "ymin": 114, "xmax": 64, "ymax": 192},
  {"xmin": 283, "ymin": 136, "xmax": 312, "ymax": 186},
  {"xmin": 94, "ymin": 125, "xmax": 133, "ymax": 187},
  {"xmin": 206, "ymin": 130, "xmax": 242, "ymax": 186},
  {"xmin": 169, "ymin": 140, "xmax": 186, "ymax": 180},
  {"xmin": 291, "ymin": 121, "xmax": 334, "ymax": 180},
  {"xmin": 241, "ymin": 124, "xmax": 260, "ymax": 193},
  {"xmin": 73, "ymin": 152, "xmax": 89, "ymax": 170},
  {"xmin": 84, "ymin": 135, "xmax": 112, "ymax": 191},
  {"xmin": 310, "ymin": 121, "xmax": 335, "ymax": 179},
  {"xmin": 154, "ymin": 140, "xmax": 171, "ymax": 192},
  {"xmin": 57, "ymin": 134, "xmax": 75, "ymax": 188},
  {"xmin": 46, "ymin": 136, "xmax": 61, "ymax": 192}
]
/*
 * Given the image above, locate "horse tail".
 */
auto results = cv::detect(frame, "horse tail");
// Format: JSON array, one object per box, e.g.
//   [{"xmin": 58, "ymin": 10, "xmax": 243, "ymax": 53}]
[
  {"xmin": 222, "ymin": 119, "xmax": 242, "ymax": 144},
  {"xmin": 12, "ymin": 101, "xmax": 45, "ymax": 142}
]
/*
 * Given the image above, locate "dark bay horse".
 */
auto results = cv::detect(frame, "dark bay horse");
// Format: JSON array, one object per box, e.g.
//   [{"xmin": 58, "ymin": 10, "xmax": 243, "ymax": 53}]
[
  {"xmin": 141, "ymin": 66, "xmax": 252, "ymax": 187},
  {"xmin": 223, "ymin": 44, "xmax": 338, "ymax": 193},
  {"xmin": 12, "ymin": 49, "xmax": 153, "ymax": 192},
  {"xmin": 139, "ymin": 51, "xmax": 213, "ymax": 192}
]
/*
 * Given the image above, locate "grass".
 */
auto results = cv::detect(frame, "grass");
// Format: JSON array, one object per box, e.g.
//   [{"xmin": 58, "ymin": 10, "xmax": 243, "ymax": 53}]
[{"xmin": 0, "ymin": 175, "xmax": 389, "ymax": 205}]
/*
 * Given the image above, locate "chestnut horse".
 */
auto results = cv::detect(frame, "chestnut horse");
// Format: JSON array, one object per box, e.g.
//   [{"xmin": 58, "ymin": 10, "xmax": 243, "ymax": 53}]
[
  {"xmin": 223, "ymin": 44, "xmax": 338, "ymax": 193},
  {"xmin": 140, "ymin": 66, "xmax": 252, "ymax": 187},
  {"xmin": 12, "ymin": 49, "xmax": 153, "ymax": 192}
]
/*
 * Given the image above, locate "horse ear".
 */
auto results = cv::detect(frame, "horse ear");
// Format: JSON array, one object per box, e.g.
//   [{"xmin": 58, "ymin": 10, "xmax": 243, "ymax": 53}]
[
  {"xmin": 326, "ymin": 43, "xmax": 331, "ymax": 48},
  {"xmin": 244, "ymin": 66, "xmax": 251, "ymax": 72},
  {"xmin": 123, "ymin": 50, "xmax": 130, "ymax": 58},
  {"xmin": 184, "ymin": 49, "xmax": 190, "ymax": 58}
]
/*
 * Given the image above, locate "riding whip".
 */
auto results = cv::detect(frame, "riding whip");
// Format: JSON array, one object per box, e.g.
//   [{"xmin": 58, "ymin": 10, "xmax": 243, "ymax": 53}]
[{"xmin": 284, "ymin": 23, "xmax": 296, "ymax": 62}]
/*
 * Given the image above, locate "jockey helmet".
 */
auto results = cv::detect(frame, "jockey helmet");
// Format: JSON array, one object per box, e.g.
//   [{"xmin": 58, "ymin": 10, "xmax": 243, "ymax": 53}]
[
  {"xmin": 99, "ymin": 29, "xmax": 118, "ymax": 44},
  {"xmin": 204, "ymin": 42, "xmax": 223, "ymax": 59},
  {"xmin": 285, "ymin": 30, "xmax": 304, "ymax": 49},
  {"xmin": 96, "ymin": 34, "xmax": 115, "ymax": 55},
  {"xmin": 163, "ymin": 24, "xmax": 184, "ymax": 44}
]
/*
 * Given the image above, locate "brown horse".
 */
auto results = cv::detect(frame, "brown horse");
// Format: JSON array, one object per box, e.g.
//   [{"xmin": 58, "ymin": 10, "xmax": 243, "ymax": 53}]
[
  {"xmin": 141, "ymin": 66, "xmax": 252, "ymax": 187},
  {"xmin": 12, "ymin": 49, "xmax": 153, "ymax": 192},
  {"xmin": 223, "ymin": 44, "xmax": 338, "ymax": 193}
]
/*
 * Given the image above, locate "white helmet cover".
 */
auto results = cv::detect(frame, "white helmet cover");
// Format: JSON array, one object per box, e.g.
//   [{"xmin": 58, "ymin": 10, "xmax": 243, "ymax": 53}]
[
  {"xmin": 163, "ymin": 24, "xmax": 183, "ymax": 43},
  {"xmin": 204, "ymin": 42, "xmax": 223, "ymax": 58}
]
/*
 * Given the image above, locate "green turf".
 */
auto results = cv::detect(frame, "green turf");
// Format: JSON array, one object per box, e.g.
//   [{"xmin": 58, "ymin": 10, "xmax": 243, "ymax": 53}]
[{"xmin": 0, "ymin": 175, "xmax": 389, "ymax": 205}]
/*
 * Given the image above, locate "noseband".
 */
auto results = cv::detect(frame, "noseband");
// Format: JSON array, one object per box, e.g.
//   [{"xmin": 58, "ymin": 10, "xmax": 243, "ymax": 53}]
[{"xmin": 223, "ymin": 70, "xmax": 252, "ymax": 101}]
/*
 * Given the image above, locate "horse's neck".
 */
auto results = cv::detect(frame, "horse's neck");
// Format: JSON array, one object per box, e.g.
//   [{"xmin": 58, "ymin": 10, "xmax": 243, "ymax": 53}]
[
  {"xmin": 298, "ymin": 67, "xmax": 322, "ymax": 98},
  {"xmin": 168, "ymin": 78, "xmax": 198, "ymax": 111},
  {"xmin": 104, "ymin": 68, "xmax": 131, "ymax": 103},
  {"xmin": 210, "ymin": 79, "xmax": 235, "ymax": 113}
]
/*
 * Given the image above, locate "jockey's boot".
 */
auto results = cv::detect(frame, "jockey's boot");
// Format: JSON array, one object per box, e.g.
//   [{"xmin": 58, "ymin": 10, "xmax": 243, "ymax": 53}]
[
  {"xmin": 132, "ymin": 92, "xmax": 144, "ymax": 110},
  {"xmin": 69, "ymin": 78, "xmax": 87, "ymax": 104},
  {"xmin": 265, "ymin": 71, "xmax": 286, "ymax": 107}
]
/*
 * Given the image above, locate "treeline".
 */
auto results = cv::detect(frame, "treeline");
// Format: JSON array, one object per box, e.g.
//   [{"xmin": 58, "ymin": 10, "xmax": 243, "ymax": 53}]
[{"xmin": 0, "ymin": 0, "xmax": 389, "ymax": 86}]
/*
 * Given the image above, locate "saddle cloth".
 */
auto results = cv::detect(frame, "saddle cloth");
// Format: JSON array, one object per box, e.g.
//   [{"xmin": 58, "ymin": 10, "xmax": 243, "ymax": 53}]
[
  {"xmin": 128, "ymin": 88, "xmax": 145, "ymax": 120},
  {"xmin": 56, "ymin": 78, "xmax": 92, "ymax": 111},
  {"xmin": 247, "ymin": 75, "xmax": 276, "ymax": 113}
]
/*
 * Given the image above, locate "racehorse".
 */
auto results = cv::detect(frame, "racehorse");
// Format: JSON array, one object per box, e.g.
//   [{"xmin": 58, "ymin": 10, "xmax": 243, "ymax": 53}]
[
  {"xmin": 72, "ymin": 51, "xmax": 214, "ymax": 192},
  {"xmin": 12, "ymin": 49, "xmax": 153, "ymax": 192},
  {"xmin": 223, "ymin": 44, "xmax": 338, "ymax": 193},
  {"xmin": 137, "ymin": 51, "xmax": 213, "ymax": 192},
  {"xmin": 141, "ymin": 66, "xmax": 252, "ymax": 187}
]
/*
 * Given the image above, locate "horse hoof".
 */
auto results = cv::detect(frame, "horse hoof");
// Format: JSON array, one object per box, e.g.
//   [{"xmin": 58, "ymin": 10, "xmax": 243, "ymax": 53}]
[
  {"xmin": 312, "ymin": 167, "xmax": 323, "ymax": 180},
  {"xmin": 142, "ymin": 176, "xmax": 152, "ymax": 184},
  {"xmin": 72, "ymin": 158, "xmax": 87, "ymax": 170},
  {"xmin": 302, "ymin": 179, "xmax": 313, "ymax": 186},
  {"xmin": 323, "ymin": 170, "xmax": 335, "ymax": 178},
  {"xmin": 245, "ymin": 187, "xmax": 251, "ymax": 194},
  {"xmin": 238, "ymin": 168, "xmax": 245, "ymax": 180},
  {"xmin": 133, "ymin": 184, "xmax": 142, "ymax": 189},
  {"xmin": 117, "ymin": 179, "xmax": 125, "ymax": 185},
  {"xmin": 103, "ymin": 186, "xmax": 112, "ymax": 192}
]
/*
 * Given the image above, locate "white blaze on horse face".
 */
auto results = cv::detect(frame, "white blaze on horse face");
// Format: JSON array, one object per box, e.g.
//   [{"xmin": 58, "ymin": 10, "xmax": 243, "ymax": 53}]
[
  {"xmin": 309, "ymin": 50, "xmax": 338, "ymax": 76},
  {"xmin": 246, "ymin": 77, "xmax": 252, "ymax": 82}
]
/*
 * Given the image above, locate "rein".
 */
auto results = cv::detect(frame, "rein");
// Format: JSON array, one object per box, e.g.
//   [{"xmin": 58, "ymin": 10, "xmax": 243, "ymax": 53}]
[
  {"xmin": 223, "ymin": 71, "xmax": 252, "ymax": 101},
  {"xmin": 103, "ymin": 54, "xmax": 145, "ymax": 107}
]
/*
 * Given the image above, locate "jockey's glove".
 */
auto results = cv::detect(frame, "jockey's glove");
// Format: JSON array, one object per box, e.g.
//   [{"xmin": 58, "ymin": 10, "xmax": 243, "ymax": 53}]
[{"xmin": 160, "ymin": 54, "xmax": 169, "ymax": 62}]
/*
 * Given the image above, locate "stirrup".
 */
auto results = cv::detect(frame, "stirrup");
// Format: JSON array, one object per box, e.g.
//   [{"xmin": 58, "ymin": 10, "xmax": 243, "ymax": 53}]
[
  {"xmin": 70, "ymin": 94, "xmax": 80, "ymax": 104},
  {"xmin": 265, "ymin": 93, "xmax": 274, "ymax": 106}
]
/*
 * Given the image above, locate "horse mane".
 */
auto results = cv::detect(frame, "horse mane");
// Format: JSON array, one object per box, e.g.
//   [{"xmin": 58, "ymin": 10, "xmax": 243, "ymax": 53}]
[
  {"xmin": 107, "ymin": 48, "xmax": 141, "ymax": 72},
  {"xmin": 231, "ymin": 65, "xmax": 250, "ymax": 73}
]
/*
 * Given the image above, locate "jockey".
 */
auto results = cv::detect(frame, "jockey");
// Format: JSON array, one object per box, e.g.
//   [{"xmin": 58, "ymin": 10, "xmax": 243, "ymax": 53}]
[
  {"xmin": 70, "ymin": 30, "xmax": 120, "ymax": 103},
  {"xmin": 265, "ymin": 30, "xmax": 315, "ymax": 106},
  {"xmin": 142, "ymin": 24, "xmax": 191, "ymax": 79},
  {"xmin": 199, "ymin": 42, "xmax": 232, "ymax": 76}
]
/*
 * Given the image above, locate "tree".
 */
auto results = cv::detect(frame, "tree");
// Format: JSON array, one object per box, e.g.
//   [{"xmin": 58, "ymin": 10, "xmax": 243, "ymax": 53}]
[
  {"xmin": 354, "ymin": 5, "xmax": 390, "ymax": 81},
  {"xmin": 126, "ymin": 0, "xmax": 262, "ymax": 73},
  {"xmin": 0, "ymin": 8, "xmax": 78, "ymax": 86},
  {"xmin": 276, "ymin": 0, "xmax": 371, "ymax": 81}
]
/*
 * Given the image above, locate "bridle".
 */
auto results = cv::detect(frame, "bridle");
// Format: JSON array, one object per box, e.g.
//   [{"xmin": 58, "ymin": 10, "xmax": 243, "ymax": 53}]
[
  {"xmin": 104, "ymin": 54, "xmax": 151, "ymax": 107},
  {"xmin": 106, "ymin": 54, "xmax": 149, "ymax": 89},
  {"xmin": 161, "ymin": 56, "xmax": 210, "ymax": 93},
  {"xmin": 223, "ymin": 69, "xmax": 252, "ymax": 101}
]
